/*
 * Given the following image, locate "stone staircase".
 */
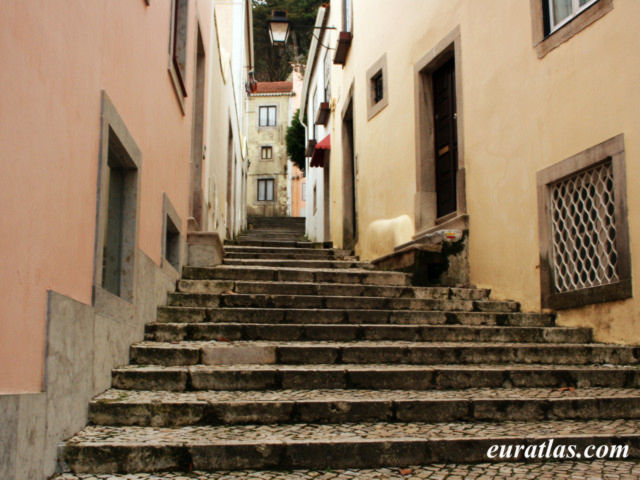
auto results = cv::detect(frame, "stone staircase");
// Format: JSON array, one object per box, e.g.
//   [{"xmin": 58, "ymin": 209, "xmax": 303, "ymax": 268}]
[{"xmin": 59, "ymin": 218, "xmax": 640, "ymax": 474}]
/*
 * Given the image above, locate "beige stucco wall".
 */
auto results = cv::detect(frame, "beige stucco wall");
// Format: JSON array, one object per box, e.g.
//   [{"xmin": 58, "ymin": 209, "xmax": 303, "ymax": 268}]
[
  {"xmin": 246, "ymin": 92, "xmax": 292, "ymax": 217},
  {"xmin": 329, "ymin": 0, "xmax": 640, "ymax": 343},
  {"xmin": 0, "ymin": 0, "xmax": 210, "ymax": 392}
]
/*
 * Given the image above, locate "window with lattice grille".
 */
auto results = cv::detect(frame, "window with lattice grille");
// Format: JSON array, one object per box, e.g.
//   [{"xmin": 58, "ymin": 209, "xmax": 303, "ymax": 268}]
[
  {"xmin": 549, "ymin": 161, "xmax": 618, "ymax": 292},
  {"xmin": 537, "ymin": 134, "xmax": 631, "ymax": 309}
]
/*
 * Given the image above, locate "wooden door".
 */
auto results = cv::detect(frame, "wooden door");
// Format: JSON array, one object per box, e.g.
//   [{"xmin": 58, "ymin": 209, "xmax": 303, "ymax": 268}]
[{"xmin": 432, "ymin": 58, "xmax": 458, "ymax": 218}]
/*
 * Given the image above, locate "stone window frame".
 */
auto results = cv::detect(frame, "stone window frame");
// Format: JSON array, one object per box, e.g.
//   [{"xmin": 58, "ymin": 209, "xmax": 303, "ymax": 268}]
[
  {"xmin": 536, "ymin": 133, "xmax": 631, "ymax": 310},
  {"xmin": 366, "ymin": 53, "xmax": 389, "ymax": 121},
  {"xmin": 258, "ymin": 105, "xmax": 278, "ymax": 128},
  {"xmin": 530, "ymin": 0, "xmax": 613, "ymax": 58},
  {"xmin": 260, "ymin": 145, "xmax": 273, "ymax": 161},
  {"xmin": 168, "ymin": 0, "xmax": 189, "ymax": 114},
  {"xmin": 161, "ymin": 193, "xmax": 182, "ymax": 275},
  {"xmin": 93, "ymin": 91, "xmax": 142, "ymax": 305}
]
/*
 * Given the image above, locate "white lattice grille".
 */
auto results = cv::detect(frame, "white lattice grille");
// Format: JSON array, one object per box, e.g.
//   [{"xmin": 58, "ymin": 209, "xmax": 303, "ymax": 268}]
[{"xmin": 549, "ymin": 161, "xmax": 619, "ymax": 293}]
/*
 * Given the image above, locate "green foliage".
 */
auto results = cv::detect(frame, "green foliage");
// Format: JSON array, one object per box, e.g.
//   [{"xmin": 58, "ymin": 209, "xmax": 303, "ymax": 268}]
[
  {"xmin": 286, "ymin": 109, "xmax": 306, "ymax": 173},
  {"xmin": 252, "ymin": 0, "xmax": 326, "ymax": 81}
]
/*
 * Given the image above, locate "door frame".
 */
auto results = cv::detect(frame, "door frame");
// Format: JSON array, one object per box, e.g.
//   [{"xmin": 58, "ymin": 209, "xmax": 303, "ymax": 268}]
[
  {"xmin": 341, "ymin": 82, "xmax": 358, "ymax": 249},
  {"xmin": 413, "ymin": 26, "xmax": 467, "ymax": 235}
]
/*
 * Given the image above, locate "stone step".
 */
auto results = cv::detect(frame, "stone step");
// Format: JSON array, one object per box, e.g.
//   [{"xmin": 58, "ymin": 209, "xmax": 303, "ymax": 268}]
[
  {"xmin": 89, "ymin": 387, "xmax": 640, "ymax": 427},
  {"xmin": 61, "ymin": 419, "xmax": 640, "ymax": 472},
  {"xmin": 129, "ymin": 341, "xmax": 640, "ymax": 367},
  {"xmin": 225, "ymin": 252, "xmax": 355, "ymax": 260},
  {"xmin": 156, "ymin": 307, "xmax": 555, "ymax": 327},
  {"xmin": 237, "ymin": 234, "xmax": 307, "ymax": 240},
  {"xmin": 145, "ymin": 322, "xmax": 592, "ymax": 344},
  {"xmin": 51, "ymin": 461, "xmax": 640, "ymax": 480},
  {"xmin": 224, "ymin": 240, "xmax": 317, "ymax": 248},
  {"xmin": 167, "ymin": 293, "xmax": 519, "ymax": 313},
  {"xmin": 224, "ymin": 246, "xmax": 345, "ymax": 255},
  {"xmin": 176, "ymin": 280, "xmax": 490, "ymax": 300},
  {"xmin": 181, "ymin": 266, "xmax": 410, "ymax": 286},
  {"xmin": 222, "ymin": 259, "xmax": 372, "ymax": 269},
  {"xmin": 111, "ymin": 364, "xmax": 640, "ymax": 391}
]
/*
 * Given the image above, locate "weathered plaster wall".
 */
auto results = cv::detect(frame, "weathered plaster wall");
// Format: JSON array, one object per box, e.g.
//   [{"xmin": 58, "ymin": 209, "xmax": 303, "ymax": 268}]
[{"xmin": 329, "ymin": 0, "xmax": 640, "ymax": 343}]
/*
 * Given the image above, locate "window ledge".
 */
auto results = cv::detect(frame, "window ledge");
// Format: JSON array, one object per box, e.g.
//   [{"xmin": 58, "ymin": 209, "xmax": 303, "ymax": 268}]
[{"xmin": 333, "ymin": 31, "xmax": 352, "ymax": 65}]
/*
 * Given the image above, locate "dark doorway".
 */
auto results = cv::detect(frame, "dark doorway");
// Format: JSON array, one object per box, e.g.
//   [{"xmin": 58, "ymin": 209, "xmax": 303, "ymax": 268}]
[
  {"xmin": 189, "ymin": 27, "xmax": 206, "ymax": 229},
  {"xmin": 342, "ymin": 99, "xmax": 357, "ymax": 249},
  {"xmin": 432, "ymin": 58, "xmax": 458, "ymax": 218}
]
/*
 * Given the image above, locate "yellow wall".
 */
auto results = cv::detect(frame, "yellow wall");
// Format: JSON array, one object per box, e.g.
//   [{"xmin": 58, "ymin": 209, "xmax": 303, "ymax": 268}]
[{"xmin": 329, "ymin": 0, "xmax": 640, "ymax": 343}]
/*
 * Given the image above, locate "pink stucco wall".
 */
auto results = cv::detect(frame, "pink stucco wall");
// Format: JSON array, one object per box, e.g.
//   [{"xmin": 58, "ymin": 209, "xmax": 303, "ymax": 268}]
[{"xmin": 0, "ymin": 0, "xmax": 211, "ymax": 392}]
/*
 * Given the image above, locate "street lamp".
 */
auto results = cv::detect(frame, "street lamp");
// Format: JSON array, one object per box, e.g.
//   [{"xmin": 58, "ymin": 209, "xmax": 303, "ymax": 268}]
[{"xmin": 268, "ymin": 10, "xmax": 290, "ymax": 46}]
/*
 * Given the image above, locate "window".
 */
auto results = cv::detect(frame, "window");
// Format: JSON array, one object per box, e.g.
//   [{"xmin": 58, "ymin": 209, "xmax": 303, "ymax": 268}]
[
  {"xmin": 547, "ymin": 0, "xmax": 598, "ymax": 32},
  {"xmin": 259, "ymin": 106, "xmax": 276, "ymax": 127},
  {"xmin": 313, "ymin": 184, "xmax": 317, "ymax": 214},
  {"xmin": 366, "ymin": 54, "xmax": 389, "ymax": 120},
  {"xmin": 372, "ymin": 71, "xmax": 383, "ymax": 104},
  {"xmin": 261, "ymin": 146, "xmax": 273, "ymax": 160},
  {"xmin": 302, "ymin": 183, "xmax": 306, "ymax": 202},
  {"xmin": 258, "ymin": 178, "xmax": 274, "ymax": 201},
  {"xmin": 95, "ymin": 91, "xmax": 141, "ymax": 302},
  {"xmin": 343, "ymin": 0, "xmax": 352, "ymax": 32},
  {"xmin": 162, "ymin": 193, "xmax": 181, "ymax": 272},
  {"xmin": 537, "ymin": 134, "xmax": 631, "ymax": 309},
  {"xmin": 530, "ymin": 0, "xmax": 612, "ymax": 58},
  {"xmin": 324, "ymin": 51, "xmax": 331, "ymax": 102},
  {"xmin": 169, "ymin": 0, "xmax": 189, "ymax": 112}
]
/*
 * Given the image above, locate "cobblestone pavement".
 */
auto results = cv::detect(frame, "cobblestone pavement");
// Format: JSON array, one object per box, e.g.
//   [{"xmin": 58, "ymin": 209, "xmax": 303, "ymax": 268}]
[
  {"xmin": 54, "ymin": 460, "xmax": 640, "ymax": 479},
  {"xmin": 66, "ymin": 419, "xmax": 640, "ymax": 444},
  {"xmin": 94, "ymin": 387, "xmax": 640, "ymax": 403}
]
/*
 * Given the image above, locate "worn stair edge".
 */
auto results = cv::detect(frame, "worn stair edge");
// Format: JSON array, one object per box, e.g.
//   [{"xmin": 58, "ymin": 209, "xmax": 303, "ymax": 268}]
[
  {"xmin": 89, "ymin": 388, "xmax": 640, "ymax": 426},
  {"xmin": 166, "ymin": 293, "xmax": 520, "ymax": 313},
  {"xmin": 176, "ymin": 280, "xmax": 492, "ymax": 301},
  {"xmin": 128, "ymin": 341, "xmax": 640, "ymax": 367},
  {"xmin": 144, "ymin": 323, "xmax": 593, "ymax": 344},
  {"xmin": 62, "ymin": 421, "xmax": 640, "ymax": 472},
  {"xmin": 111, "ymin": 364, "xmax": 640, "ymax": 391},
  {"xmin": 156, "ymin": 308, "xmax": 555, "ymax": 327}
]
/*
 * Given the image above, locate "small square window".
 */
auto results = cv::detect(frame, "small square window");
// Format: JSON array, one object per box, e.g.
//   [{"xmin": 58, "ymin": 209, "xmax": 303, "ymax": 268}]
[
  {"xmin": 372, "ymin": 71, "xmax": 384, "ymax": 104},
  {"xmin": 261, "ymin": 146, "xmax": 273, "ymax": 160},
  {"xmin": 301, "ymin": 183, "xmax": 306, "ymax": 202},
  {"xmin": 258, "ymin": 178, "xmax": 274, "ymax": 201},
  {"xmin": 366, "ymin": 54, "xmax": 389, "ymax": 120},
  {"xmin": 259, "ymin": 106, "xmax": 277, "ymax": 126},
  {"xmin": 164, "ymin": 215, "xmax": 180, "ymax": 270}
]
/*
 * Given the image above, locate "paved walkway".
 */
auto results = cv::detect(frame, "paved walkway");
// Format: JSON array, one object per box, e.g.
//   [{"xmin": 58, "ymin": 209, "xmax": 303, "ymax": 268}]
[{"xmin": 55, "ymin": 461, "xmax": 640, "ymax": 479}]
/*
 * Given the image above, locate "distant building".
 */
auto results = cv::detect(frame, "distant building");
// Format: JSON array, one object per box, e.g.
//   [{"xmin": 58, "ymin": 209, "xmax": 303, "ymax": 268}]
[{"xmin": 246, "ymin": 81, "xmax": 295, "ymax": 217}]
